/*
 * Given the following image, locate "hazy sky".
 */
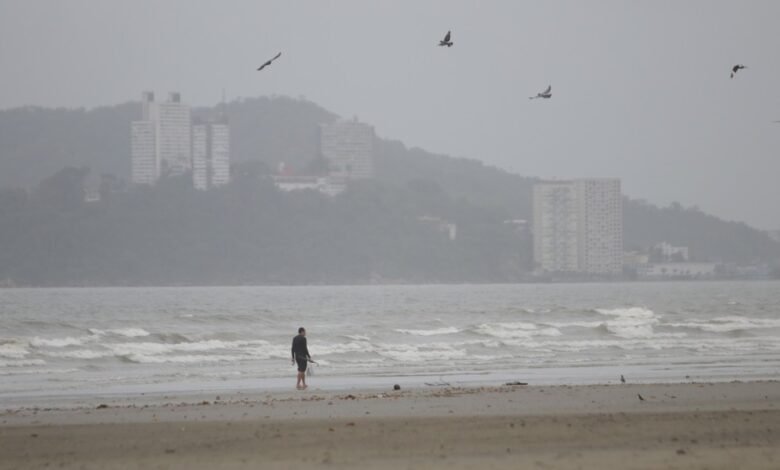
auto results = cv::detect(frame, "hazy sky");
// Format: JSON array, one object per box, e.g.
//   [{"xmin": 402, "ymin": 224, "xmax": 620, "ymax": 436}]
[{"xmin": 1, "ymin": 0, "xmax": 779, "ymax": 229}]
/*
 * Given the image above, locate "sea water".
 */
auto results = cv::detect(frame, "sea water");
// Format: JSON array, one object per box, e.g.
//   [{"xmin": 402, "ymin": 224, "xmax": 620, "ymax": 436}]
[{"xmin": 1, "ymin": 282, "xmax": 779, "ymax": 401}]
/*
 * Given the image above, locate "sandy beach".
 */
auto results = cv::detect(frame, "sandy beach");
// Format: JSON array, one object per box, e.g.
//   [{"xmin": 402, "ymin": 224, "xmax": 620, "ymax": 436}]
[{"xmin": 1, "ymin": 381, "xmax": 779, "ymax": 469}]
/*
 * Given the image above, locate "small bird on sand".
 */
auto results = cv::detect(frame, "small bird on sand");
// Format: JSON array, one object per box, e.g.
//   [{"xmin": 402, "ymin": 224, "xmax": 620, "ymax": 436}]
[
  {"xmin": 439, "ymin": 30, "xmax": 453, "ymax": 47},
  {"xmin": 637, "ymin": 393, "xmax": 645, "ymax": 401},
  {"xmin": 530, "ymin": 85, "xmax": 552, "ymax": 99},
  {"xmin": 620, "ymin": 375, "xmax": 626, "ymax": 384},
  {"xmin": 257, "ymin": 52, "xmax": 282, "ymax": 71},
  {"xmin": 730, "ymin": 64, "xmax": 746, "ymax": 78}
]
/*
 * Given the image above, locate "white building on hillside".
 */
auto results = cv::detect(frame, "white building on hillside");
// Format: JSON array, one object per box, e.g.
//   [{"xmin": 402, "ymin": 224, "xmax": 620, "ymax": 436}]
[
  {"xmin": 320, "ymin": 119, "xmax": 375, "ymax": 180},
  {"xmin": 533, "ymin": 178, "xmax": 623, "ymax": 275},
  {"xmin": 154, "ymin": 92, "xmax": 192, "ymax": 177},
  {"xmin": 131, "ymin": 91, "xmax": 229, "ymax": 189},
  {"xmin": 130, "ymin": 119, "xmax": 157, "ymax": 185},
  {"xmin": 533, "ymin": 182, "xmax": 580, "ymax": 272},
  {"xmin": 192, "ymin": 118, "xmax": 231, "ymax": 190},
  {"xmin": 574, "ymin": 178, "xmax": 623, "ymax": 275}
]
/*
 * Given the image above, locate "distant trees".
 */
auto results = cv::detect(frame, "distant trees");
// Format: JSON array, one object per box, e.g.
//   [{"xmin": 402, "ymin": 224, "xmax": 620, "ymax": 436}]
[{"xmin": 0, "ymin": 169, "xmax": 533, "ymax": 286}]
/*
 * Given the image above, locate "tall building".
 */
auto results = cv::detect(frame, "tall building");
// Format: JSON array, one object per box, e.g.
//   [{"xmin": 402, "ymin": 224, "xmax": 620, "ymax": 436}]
[
  {"xmin": 192, "ymin": 117, "xmax": 231, "ymax": 190},
  {"xmin": 320, "ymin": 119, "xmax": 375, "ymax": 180},
  {"xmin": 533, "ymin": 178, "xmax": 623, "ymax": 275},
  {"xmin": 130, "ymin": 120, "xmax": 157, "ymax": 185},
  {"xmin": 154, "ymin": 92, "xmax": 192, "ymax": 177},
  {"xmin": 210, "ymin": 120, "xmax": 230, "ymax": 187},
  {"xmin": 131, "ymin": 91, "xmax": 229, "ymax": 188},
  {"xmin": 533, "ymin": 182, "xmax": 580, "ymax": 273},
  {"xmin": 192, "ymin": 122, "xmax": 209, "ymax": 190},
  {"xmin": 574, "ymin": 178, "xmax": 623, "ymax": 275}
]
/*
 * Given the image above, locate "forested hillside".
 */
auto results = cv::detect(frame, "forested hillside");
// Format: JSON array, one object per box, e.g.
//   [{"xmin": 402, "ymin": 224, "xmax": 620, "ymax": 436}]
[{"xmin": 0, "ymin": 96, "xmax": 778, "ymax": 285}]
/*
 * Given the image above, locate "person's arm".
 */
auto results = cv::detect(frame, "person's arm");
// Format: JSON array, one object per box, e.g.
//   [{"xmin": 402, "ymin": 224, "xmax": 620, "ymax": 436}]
[
  {"xmin": 303, "ymin": 337, "xmax": 310, "ymax": 360},
  {"xmin": 291, "ymin": 339, "xmax": 296, "ymax": 364}
]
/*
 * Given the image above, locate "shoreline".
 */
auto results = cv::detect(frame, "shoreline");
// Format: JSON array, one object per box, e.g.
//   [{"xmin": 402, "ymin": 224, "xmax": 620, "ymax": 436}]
[{"xmin": 1, "ymin": 381, "xmax": 778, "ymax": 469}]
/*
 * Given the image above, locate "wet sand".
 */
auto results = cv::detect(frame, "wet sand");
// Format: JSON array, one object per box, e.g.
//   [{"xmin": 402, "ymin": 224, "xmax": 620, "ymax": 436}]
[{"xmin": 1, "ymin": 381, "xmax": 779, "ymax": 469}]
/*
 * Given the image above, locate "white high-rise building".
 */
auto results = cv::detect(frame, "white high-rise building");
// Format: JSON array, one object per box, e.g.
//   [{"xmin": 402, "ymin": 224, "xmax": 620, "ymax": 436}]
[
  {"xmin": 131, "ymin": 92, "xmax": 159, "ymax": 185},
  {"xmin": 210, "ymin": 121, "xmax": 230, "ymax": 187},
  {"xmin": 154, "ymin": 92, "xmax": 192, "ymax": 177},
  {"xmin": 192, "ymin": 118, "xmax": 231, "ymax": 190},
  {"xmin": 320, "ymin": 119, "xmax": 375, "ymax": 180},
  {"xmin": 533, "ymin": 182, "xmax": 580, "ymax": 273},
  {"xmin": 192, "ymin": 123, "xmax": 209, "ymax": 190},
  {"xmin": 130, "ymin": 120, "xmax": 157, "ymax": 185},
  {"xmin": 131, "ymin": 91, "xmax": 229, "ymax": 188},
  {"xmin": 574, "ymin": 178, "xmax": 623, "ymax": 275},
  {"xmin": 533, "ymin": 178, "xmax": 623, "ymax": 275}
]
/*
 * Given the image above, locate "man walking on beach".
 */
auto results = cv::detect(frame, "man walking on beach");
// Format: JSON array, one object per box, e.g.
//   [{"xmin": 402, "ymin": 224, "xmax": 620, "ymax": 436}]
[{"xmin": 291, "ymin": 327, "xmax": 311, "ymax": 390}]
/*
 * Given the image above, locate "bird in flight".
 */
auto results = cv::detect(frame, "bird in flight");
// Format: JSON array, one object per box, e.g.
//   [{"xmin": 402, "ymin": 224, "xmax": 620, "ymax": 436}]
[
  {"xmin": 529, "ymin": 85, "xmax": 552, "ymax": 99},
  {"xmin": 257, "ymin": 52, "xmax": 282, "ymax": 72},
  {"xmin": 439, "ymin": 30, "xmax": 453, "ymax": 47},
  {"xmin": 730, "ymin": 64, "xmax": 746, "ymax": 79}
]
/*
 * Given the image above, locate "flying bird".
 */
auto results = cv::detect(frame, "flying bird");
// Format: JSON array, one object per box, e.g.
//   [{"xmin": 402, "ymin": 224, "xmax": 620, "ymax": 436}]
[
  {"xmin": 439, "ymin": 30, "xmax": 453, "ymax": 47},
  {"xmin": 529, "ymin": 85, "xmax": 552, "ymax": 99},
  {"xmin": 730, "ymin": 64, "xmax": 746, "ymax": 79},
  {"xmin": 257, "ymin": 52, "xmax": 282, "ymax": 72}
]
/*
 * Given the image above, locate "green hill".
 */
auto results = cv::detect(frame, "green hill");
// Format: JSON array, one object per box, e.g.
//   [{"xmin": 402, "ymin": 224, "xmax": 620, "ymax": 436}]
[{"xmin": 0, "ymin": 95, "xmax": 778, "ymax": 286}]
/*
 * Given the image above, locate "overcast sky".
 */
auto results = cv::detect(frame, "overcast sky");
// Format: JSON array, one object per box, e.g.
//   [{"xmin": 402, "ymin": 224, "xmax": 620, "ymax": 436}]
[{"xmin": 1, "ymin": 0, "xmax": 779, "ymax": 229}]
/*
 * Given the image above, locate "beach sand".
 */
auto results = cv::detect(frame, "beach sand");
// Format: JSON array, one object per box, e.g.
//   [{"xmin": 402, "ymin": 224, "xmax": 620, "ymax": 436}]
[{"xmin": 1, "ymin": 381, "xmax": 779, "ymax": 469}]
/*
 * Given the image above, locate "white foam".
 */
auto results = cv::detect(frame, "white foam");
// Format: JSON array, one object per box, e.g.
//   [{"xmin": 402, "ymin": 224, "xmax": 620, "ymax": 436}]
[
  {"xmin": 375, "ymin": 343, "xmax": 467, "ymax": 362},
  {"xmin": 48, "ymin": 349, "xmax": 112, "ymax": 360},
  {"xmin": 0, "ymin": 359, "xmax": 46, "ymax": 367},
  {"xmin": 595, "ymin": 307, "xmax": 659, "ymax": 339},
  {"xmin": 343, "ymin": 334, "xmax": 371, "ymax": 341},
  {"xmin": 109, "ymin": 339, "xmax": 269, "ymax": 357},
  {"xmin": 605, "ymin": 323, "xmax": 656, "ymax": 339},
  {"xmin": 596, "ymin": 307, "xmax": 656, "ymax": 319},
  {"xmin": 667, "ymin": 316, "xmax": 780, "ymax": 333},
  {"xmin": 473, "ymin": 322, "xmax": 561, "ymax": 339},
  {"xmin": 123, "ymin": 353, "xmax": 247, "ymax": 364},
  {"xmin": 108, "ymin": 328, "xmax": 151, "ymax": 338},
  {"xmin": 544, "ymin": 321, "xmax": 605, "ymax": 329},
  {"xmin": 395, "ymin": 327, "xmax": 459, "ymax": 336},
  {"xmin": 310, "ymin": 341, "xmax": 372, "ymax": 356},
  {"xmin": 0, "ymin": 343, "xmax": 30, "ymax": 359},
  {"xmin": 30, "ymin": 336, "xmax": 87, "ymax": 348},
  {"xmin": 89, "ymin": 328, "xmax": 151, "ymax": 338}
]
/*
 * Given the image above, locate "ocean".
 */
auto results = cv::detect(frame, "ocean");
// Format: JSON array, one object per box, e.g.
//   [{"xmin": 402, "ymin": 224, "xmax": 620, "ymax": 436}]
[{"xmin": 1, "ymin": 282, "xmax": 779, "ymax": 402}]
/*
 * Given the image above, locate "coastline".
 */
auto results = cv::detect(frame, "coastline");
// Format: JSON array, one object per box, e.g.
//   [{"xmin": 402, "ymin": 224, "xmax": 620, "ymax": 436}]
[{"xmin": 2, "ymin": 381, "xmax": 778, "ymax": 469}]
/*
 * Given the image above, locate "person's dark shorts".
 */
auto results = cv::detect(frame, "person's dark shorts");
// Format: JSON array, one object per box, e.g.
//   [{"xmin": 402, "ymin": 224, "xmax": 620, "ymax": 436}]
[{"xmin": 296, "ymin": 357, "xmax": 308, "ymax": 372}]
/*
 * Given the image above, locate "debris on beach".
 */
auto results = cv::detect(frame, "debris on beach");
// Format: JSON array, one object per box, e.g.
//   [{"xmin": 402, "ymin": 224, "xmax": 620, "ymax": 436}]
[
  {"xmin": 424, "ymin": 380, "xmax": 451, "ymax": 387},
  {"xmin": 504, "ymin": 381, "xmax": 528, "ymax": 386},
  {"xmin": 393, "ymin": 384, "xmax": 401, "ymax": 390},
  {"xmin": 96, "ymin": 404, "xmax": 109, "ymax": 409}
]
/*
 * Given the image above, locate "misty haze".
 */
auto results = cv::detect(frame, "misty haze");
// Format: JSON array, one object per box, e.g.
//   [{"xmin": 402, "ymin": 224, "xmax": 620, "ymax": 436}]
[{"xmin": 1, "ymin": 2, "xmax": 779, "ymax": 469}]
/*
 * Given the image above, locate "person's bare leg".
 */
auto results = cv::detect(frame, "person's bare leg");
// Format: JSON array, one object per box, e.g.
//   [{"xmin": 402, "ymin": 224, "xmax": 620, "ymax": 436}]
[{"xmin": 296, "ymin": 371, "xmax": 305, "ymax": 389}]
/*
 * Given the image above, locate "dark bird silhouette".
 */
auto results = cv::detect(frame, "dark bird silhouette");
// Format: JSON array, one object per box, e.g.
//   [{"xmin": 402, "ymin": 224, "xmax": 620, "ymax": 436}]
[
  {"xmin": 439, "ymin": 30, "xmax": 453, "ymax": 47},
  {"xmin": 637, "ymin": 393, "xmax": 645, "ymax": 401},
  {"xmin": 529, "ymin": 85, "xmax": 552, "ymax": 99},
  {"xmin": 257, "ymin": 52, "xmax": 282, "ymax": 71},
  {"xmin": 620, "ymin": 375, "xmax": 626, "ymax": 384},
  {"xmin": 731, "ymin": 64, "xmax": 746, "ymax": 78}
]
